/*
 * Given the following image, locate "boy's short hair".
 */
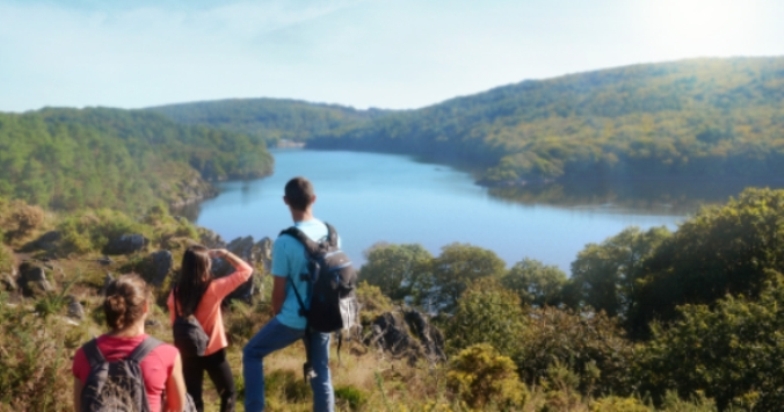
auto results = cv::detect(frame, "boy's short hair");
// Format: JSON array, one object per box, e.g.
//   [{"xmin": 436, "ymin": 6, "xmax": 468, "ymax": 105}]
[{"xmin": 284, "ymin": 176, "xmax": 315, "ymax": 211}]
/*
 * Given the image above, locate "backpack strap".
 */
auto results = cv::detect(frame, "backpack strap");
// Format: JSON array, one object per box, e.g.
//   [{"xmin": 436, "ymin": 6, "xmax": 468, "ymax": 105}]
[
  {"xmin": 83, "ymin": 338, "xmax": 106, "ymax": 369},
  {"xmin": 127, "ymin": 336, "xmax": 164, "ymax": 363},
  {"xmin": 324, "ymin": 223, "xmax": 339, "ymax": 248}
]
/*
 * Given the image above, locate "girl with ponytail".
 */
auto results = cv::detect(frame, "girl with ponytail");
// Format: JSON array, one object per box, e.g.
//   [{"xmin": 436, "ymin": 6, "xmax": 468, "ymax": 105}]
[
  {"xmin": 72, "ymin": 274, "xmax": 188, "ymax": 412},
  {"xmin": 167, "ymin": 246, "xmax": 252, "ymax": 412}
]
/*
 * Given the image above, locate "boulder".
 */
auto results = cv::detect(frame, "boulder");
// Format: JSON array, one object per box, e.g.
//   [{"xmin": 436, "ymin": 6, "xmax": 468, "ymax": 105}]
[
  {"xmin": 100, "ymin": 273, "xmax": 114, "ymax": 295},
  {"xmin": 256, "ymin": 237, "xmax": 273, "ymax": 271},
  {"xmin": 21, "ymin": 230, "xmax": 61, "ymax": 252},
  {"xmin": 365, "ymin": 309, "xmax": 446, "ymax": 364},
  {"xmin": 199, "ymin": 229, "xmax": 226, "ymax": 249},
  {"xmin": 145, "ymin": 319, "xmax": 162, "ymax": 329},
  {"xmin": 103, "ymin": 234, "xmax": 148, "ymax": 255},
  {"xmin": 18, "ymin": 262, "xmax": 54, "ymax": 296},
  {"xmin": 148, "ymin": 250, "xmax": 173, "ymax": 287},
  {"xmin": 66, "ymin": 295, "xmax": 85, "ymax": 320},
  {"xmin": 212, "ymin": 236, "xmax": 267, "ymax": 304}
]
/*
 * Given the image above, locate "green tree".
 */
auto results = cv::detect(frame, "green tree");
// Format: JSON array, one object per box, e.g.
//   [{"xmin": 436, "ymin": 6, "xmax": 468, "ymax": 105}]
[
  {"xmin": 638, "ymin": 272, "xmax": 784, "ymax": 410},
  {"xmin": 568, "ymin": 226, "xmax": 670, "ymax": 319},
  {"xmin": 444, "ymin": 277, "xmax": 527, "ymax": 357},
  {"xmin": 431, "ymin": 243, "xmax": 506, "ymax": 312},
  {"xmin": 360, "ymin": 243, "xmax": 433, "ymax": 304},
  {"xmin": 630, "ymin": 188, "xmax": 784, "ymax": 337},
  {"xmin": 501, "ymin": 258, "xmax": 567, "ymax": 307}
]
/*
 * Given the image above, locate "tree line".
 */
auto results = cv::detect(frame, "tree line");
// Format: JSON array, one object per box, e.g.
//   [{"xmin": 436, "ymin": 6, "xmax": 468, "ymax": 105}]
[
  {"xmin": 304, "ymin": 57, "xmax": 784, "ymax": 186},
  {"xmin": 0, "ymin": 107, "xmax": 273, "ymax": 213}
]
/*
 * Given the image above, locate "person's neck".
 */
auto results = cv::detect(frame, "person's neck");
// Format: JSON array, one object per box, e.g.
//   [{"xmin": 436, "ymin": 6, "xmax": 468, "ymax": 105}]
[
  {"xmin": 109, "ymin": 320, "xmax": 146, "ymax": 338},
  {"xmin": 290, "ymin": 208, "xmax": 314, "ymax": 223}
]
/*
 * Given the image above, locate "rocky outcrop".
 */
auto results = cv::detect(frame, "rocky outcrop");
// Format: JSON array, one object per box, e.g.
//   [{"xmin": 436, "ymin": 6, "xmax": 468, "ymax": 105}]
[
  {"xmin": 200, "ymin": 229, "xmax": 227, "ymax": 249},
  {"xmin": 21, "ymin": 230, "xmax": 61, "ymax": 253},
  {"xmin": 148, "ymin": 250, "xmax": 173, "ymax": 287},
  {"xmin": 67, "ymin": 295, "xmax": 85, "ymax": 320},
  {"xmin": 18, "ymin": 262, "xmax": 54, "ymax": 296},
  {"xmin": 103, "ymin": 234, "xmax": 148, "ymax": 255},
  {"xmin": 365, "ymin": 309, "xmax": 446, "ymax": 364},
  {"xmin": 210, "ymin": 235, "xmax": 273, "ymax": 304}
]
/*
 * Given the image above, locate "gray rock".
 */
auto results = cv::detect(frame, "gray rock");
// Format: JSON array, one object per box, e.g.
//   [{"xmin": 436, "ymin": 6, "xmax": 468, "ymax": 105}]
[
  {"xmin": 67, "ymin": 295, "xmax": 85, "ymax": 320},
  {"xmin": 211, "ymin": 236, "xmax": 265, "ymax": 304},
  {"xmin": 103, "ymin": 234, "xmax": 148, "ymax": 255},
  {"xmin": 365, "ymin": 309, "xmax": 446, "ymax": 364},
  {"xmin": 22, "ymin": 230, "xmax": 61, "ymax": 252},
  {"xmin": 101, "ymin": 273, "xmax": 114, "ymax": 295},
  {"xmin": 18, "ymin": 262, "xmax": 54, "ymax": 296},
  {"xmin": 144, "ymin": 319, "xmax": 162, "ymax": 329},
  {"xmin": 199, "ymin": 229, "xmax": 226, "ymax": 249},
  {"xmin": 149, "ymin": 250, "xmax": 173, "ymax": 287},
  {"xmin": 256, "ymin": 237, "xmax": 273, "ymax": 271}
]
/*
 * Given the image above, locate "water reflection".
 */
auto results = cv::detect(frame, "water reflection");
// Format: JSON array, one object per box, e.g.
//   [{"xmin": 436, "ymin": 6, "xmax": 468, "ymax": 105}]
[{"xmin": 488, "ymin": 177, "xmax": 784, "ymax": 215}]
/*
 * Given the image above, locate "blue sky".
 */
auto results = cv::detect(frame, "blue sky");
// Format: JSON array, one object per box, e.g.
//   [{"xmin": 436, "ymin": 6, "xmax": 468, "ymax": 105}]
[{"xmin": 1, "ymin": 0, "xmax": 782, "ymax": 112}]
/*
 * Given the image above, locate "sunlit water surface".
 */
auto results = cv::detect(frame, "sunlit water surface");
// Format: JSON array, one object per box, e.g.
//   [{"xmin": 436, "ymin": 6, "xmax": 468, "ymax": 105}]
[{"xmin": 196, "ymin": 150, "xmax": 685, "ymax": 274}]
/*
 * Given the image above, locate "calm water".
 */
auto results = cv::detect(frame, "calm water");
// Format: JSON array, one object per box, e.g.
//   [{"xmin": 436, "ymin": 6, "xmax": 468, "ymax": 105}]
[{"xmin": 196, "ymin": 150, "xmax": 685, "ymax": 274}]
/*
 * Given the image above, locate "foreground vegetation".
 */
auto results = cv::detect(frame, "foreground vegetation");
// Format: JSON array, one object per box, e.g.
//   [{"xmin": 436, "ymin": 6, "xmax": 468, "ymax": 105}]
[{"xmin": 3, "ymin": 188, "xmax": 784, "ymax": 411}]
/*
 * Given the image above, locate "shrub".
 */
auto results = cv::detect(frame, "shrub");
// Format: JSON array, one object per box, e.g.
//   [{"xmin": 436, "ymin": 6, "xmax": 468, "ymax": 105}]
[
  {"xmin": 515, "ymin": 307, "xmax": 636, "ymax": 399},
  {"xmin": 334, "ymin": 385, "xmax": 368, "ymax": 411},
  {"xmin": 355, "ymin": 281, "xmax": 394, "ymax": 326},
  {"xmin": 443, "ymin": 277, "xmax": 526, "ymax": 358},
  {"xmin": 56, "ymin": 209, "xmax": 146, "ymax": 255},
  {"xmin": 0, "ymin": 244, "xmax": 12, "ymax": 275},
  {"xmin": 1, "ymin": 200, "xmax": 46, "ymax": 243},
  {"xmin": 0, "ymin": 292, "xmax": 83, "ymax": 411},
  {"xmin": 446, "ymin": 343, "xmax": 528, "ymax": 410},
  {"xmin": 590, "ymin": 396, "xmax": 651, "ymax": 412}
]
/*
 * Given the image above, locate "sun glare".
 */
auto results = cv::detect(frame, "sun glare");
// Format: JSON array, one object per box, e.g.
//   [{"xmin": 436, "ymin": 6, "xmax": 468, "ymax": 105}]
[{"xmin": 642, "ymin": 0, "xmax": 756, "ymax": 57}]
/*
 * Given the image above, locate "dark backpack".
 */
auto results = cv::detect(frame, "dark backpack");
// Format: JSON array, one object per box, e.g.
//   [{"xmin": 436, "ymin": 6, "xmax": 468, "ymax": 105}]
[
  {"xmin": 172, "ymin": 287, "xmax": 210, "ymax": 358},
  {"xmin": 80, "ymin": 336, "xmax": 162, "ymax": 412},
  {"xmin": 280, "ymin": 222, "xmax": 358, "ymax": 333}
]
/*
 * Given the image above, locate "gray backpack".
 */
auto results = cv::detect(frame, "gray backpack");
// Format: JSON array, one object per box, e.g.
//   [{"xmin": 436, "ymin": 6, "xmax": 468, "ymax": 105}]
[{"xmin": 80, "ymin": 336, "xmax": 161, "ymax": 412}]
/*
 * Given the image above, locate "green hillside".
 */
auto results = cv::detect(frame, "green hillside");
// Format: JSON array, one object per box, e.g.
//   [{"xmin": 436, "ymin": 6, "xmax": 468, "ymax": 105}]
[
  {"xmin": 0, "ymin": 107, "xmax": 273, "ymax": 213},
  {"xmin": 306, "ymin": 57, "xmax": 784, "ymax": 185},
  {"xmin": 148, "ymin": 98, "xmax": 393, "ymax": 145}
]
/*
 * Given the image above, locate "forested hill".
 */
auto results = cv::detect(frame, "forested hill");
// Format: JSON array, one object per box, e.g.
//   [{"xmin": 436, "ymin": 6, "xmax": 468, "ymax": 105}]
[
  {"xmin": 305, "ymin": 57, "xmax": 784, "ymax": 185},
  {"xmin": 0, "ymin": 107, "xmax": 273, "ymax": 213},
  {"xmin": 148, "ymin": 98, "xmax": 394, "ymax": 145}
]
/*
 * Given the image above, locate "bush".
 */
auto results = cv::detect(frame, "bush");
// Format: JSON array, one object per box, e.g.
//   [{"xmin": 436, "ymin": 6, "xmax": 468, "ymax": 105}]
[
  {"xmin": 355, "ymin": 281, "xmax": 394, "ymax": 327},
  {"xmin": 1, "ymin": 200, "xmax": 46, "ymax": 243},
  {"xmin": 515, "ymin": 307, "xmax": 636, "ymax": 399},
  {"xmin": 57, "ymin": 209, "xmax": 146, "ymax": 255},
  {"xmin": 0, "ymin": 292, "xmax": 84, "ymax": 411},
  {"xmin": 443, "ymin": 277, "xmax": 526, "ymax": 357},
  {"xmin": 0, "ymin": 244, "xmax": 12, "ymax": 275},
  {"xmin": 446, "ymin": 343, "xmax": 528, "ymax": 410},
  {"xmin": 334, "ymin": 385, "xmax": 368, "ymax": 411}
]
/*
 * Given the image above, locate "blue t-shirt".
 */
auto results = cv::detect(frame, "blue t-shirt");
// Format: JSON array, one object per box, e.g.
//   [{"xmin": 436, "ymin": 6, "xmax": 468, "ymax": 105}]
[{"xmin": 271, "ymin": 218, "xmax": 332, "ymax": 330}]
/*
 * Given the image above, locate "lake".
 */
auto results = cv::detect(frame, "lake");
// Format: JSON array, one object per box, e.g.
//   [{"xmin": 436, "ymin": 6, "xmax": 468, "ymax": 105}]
[{"xmin": 195, "ymin": 150, "xmax": 686, "ymax": 274}]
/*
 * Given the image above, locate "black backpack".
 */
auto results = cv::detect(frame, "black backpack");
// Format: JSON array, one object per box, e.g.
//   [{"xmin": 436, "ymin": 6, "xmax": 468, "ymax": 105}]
[
  {"xmin": 172, "ymin": 287, "xmax": 210, "ymax": 358},
  {"xmin": 79, "ymin": 336, "xmax": 162, "ymax": 412},
  {"xmin": 280, "ymin": 222, "xmax": 358, "ymax": 333}
]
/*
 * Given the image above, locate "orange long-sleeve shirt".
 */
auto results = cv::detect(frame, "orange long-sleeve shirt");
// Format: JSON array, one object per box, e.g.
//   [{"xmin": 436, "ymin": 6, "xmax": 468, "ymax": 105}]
[{"xmin": 167, "ymin": 261, "xmax": 253, "ymax": 356}]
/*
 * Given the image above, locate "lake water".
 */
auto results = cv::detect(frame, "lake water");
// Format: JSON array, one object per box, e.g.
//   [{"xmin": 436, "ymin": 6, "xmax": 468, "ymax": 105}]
[{"xmin": 195, "ymin": 150, "xmax": 685, "ymax": 274}]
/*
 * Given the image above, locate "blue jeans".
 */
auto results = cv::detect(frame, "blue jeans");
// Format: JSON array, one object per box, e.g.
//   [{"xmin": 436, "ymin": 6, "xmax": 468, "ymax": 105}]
[{"xmin": 242, "ymin": 318, "xmax": 334, "ymax": 412}]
